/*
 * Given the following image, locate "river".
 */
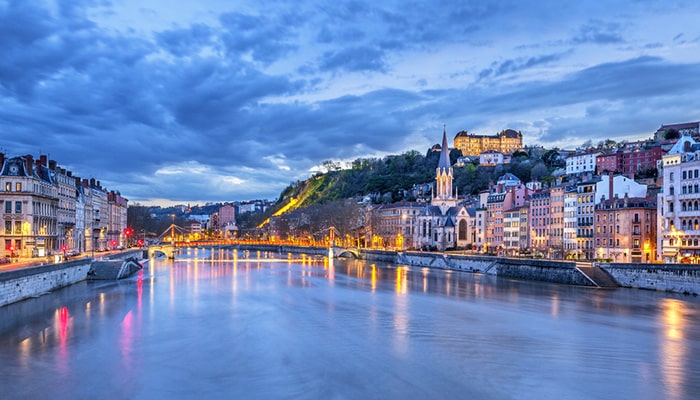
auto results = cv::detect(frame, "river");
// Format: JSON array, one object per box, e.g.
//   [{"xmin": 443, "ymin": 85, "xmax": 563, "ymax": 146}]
[{"xmin": 1, "ymin": 247, "xmax": 699, "ymax": 399}]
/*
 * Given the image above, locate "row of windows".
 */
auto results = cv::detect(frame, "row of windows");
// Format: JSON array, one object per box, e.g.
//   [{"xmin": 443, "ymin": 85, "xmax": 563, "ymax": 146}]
[
  {"xmin": 668, "ymin": 238, "xmax": 700, "ymax": 247},
  {"xmin": 682, "ymin": 170, "xmax": 700, "ymax": 180},
  {"xmin": 596, "ymin": 238, "xmax": 641, "ymax": 248},
  {"xmin": 4, "ymin": 182, "xmax": 22, "ymax": 192},
  {"xmin": 4, "ymin": 201, "xmax": 22, "ymax": 213}
]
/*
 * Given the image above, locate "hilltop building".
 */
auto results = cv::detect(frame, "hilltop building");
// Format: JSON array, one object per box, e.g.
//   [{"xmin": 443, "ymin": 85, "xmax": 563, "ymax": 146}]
[{"xmin": 453, "ymin": 129, "xmax": 523, "ymax": 157}]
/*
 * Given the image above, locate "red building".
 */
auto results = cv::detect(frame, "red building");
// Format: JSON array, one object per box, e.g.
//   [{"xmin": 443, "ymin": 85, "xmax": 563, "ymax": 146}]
[
  {"xmin": 596, "ymin": 151, "xmax": 621, "ymax": 174},
  {"xmin": 619, "ymin": 145, "xmax": 663, "ymax": 178}
]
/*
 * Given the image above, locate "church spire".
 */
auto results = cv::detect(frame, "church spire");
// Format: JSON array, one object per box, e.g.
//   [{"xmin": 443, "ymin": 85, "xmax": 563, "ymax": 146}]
[{"xmin": 438, "ymin": 124, "xmax": 451, "ymax": 171}]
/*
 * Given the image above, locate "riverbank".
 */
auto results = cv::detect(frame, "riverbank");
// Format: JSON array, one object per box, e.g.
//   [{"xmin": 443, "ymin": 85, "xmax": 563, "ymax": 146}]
[{"xmin": 0, "ymin": 249, "xmax": 144, "ymax": 307}]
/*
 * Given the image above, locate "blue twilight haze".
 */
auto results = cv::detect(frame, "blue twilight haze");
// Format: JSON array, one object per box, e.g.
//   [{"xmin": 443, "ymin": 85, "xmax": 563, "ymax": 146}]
[{"xmin": 0, "ymin": 0, "xmax": 699, "ymax": 205}]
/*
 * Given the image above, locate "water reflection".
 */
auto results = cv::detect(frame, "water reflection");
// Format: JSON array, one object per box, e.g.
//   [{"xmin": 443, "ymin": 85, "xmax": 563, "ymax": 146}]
[
  {"xmin": 1, "ymin": 250, "xmax": 700, "ymax": 399},
  {"xmin": 660, "ymin": 299, "xmax": 690, "ymax": 400}
]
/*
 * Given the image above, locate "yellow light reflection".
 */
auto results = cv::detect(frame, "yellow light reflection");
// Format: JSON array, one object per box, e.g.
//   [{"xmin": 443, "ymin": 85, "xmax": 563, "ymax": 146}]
[
  {"xmin": 660, "ymin": 298, "xmax": 688, "ymax": 400},
  {"xmin": 395, "ymin": 267, "xmax": 407, "ymax": 295},
  {"xmin": 19, "ymin": 338, "xmax": 31, "ymax": 370},
  {"xmin": 551, "ymin": 293, "xmax": 559, "ymax": 317},
  {"xmin": 371, "ymin": 264, "xmax": 377, "ymax": 292}
]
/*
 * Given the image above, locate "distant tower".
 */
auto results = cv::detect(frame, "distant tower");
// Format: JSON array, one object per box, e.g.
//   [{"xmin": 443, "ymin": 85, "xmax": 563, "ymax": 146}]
[{"xmin": 433, "ymin": 126, "xmax": 457, "ymax": 213}]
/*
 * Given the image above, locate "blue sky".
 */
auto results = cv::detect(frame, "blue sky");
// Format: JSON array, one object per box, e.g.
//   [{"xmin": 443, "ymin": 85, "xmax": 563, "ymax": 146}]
[{"xmin": 1, "ymin": 0, "xmax": 699, "ymax": 205}]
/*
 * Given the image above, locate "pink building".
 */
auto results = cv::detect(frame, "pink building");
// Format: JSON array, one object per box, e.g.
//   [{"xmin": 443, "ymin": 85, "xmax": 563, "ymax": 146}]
[
  {"xmin": 219, "ymin": 204, "xmax": 236, "ymax": 227},
  {"xmin": 485, "ymin": 173, "xmax": 531, "ymax": 254}
]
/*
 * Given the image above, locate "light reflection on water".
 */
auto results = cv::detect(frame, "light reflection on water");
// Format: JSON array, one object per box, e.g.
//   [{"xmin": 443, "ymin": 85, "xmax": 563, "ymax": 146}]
[{"xmin": 0, "ymin": 249, "xmax": 699, "ymax": 399}]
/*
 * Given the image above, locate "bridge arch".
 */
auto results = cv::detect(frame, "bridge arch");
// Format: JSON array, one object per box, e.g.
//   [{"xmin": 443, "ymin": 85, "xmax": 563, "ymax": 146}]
[
  {"xmin": 148, "ymin": 245, "xmax": 176, "ymax": 259},
  {"xmin": 335, "ymin": 248, "xmax": 361, "ymax": 259}
]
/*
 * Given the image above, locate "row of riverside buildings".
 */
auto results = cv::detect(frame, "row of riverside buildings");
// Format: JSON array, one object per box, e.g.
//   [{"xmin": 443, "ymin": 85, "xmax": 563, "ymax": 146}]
[
  {"xmin": 368, "ymin": 122, "xmax": 700, "ymax": 263},
  {"xmin": 0, "ymin": 153, "xmax": 128, "ymax": 258}
]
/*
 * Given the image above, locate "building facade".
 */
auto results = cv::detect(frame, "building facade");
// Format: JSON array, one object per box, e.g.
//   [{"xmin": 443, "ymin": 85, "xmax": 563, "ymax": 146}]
[
  {"xmin": 594, "ymin": 195, "xmax": 657, "ymax": 263},
  {"xmin": 454, "ymin": 129, "xmax": 523, "ymax": 157},
  {"xmin": 566, "ymin": 151, "xmax": 600, "ymax": 176},
  {"xmin": 0, "ymin": 152, "xmax": 125, "ymax": 259},
  {"xmin": 660, "ymin": 136, "xmax": 700, "ymax": 262}
]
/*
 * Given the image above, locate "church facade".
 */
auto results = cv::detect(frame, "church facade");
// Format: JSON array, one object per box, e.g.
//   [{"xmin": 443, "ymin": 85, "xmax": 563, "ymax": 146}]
[{"xmin": 415, "ymin": 129, "xmax": 474, "ymax": 251}]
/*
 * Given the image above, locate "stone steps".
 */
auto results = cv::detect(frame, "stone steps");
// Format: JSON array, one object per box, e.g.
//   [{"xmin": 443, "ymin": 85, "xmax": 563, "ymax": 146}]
[{"xmin": 577, "ymin": 265, "xmax": 619, "ymax": 288}]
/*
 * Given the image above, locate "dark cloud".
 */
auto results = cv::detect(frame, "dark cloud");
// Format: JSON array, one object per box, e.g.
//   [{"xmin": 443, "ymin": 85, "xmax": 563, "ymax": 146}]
[
  {"xmin": 572, "ymin": 20, "xmax": 625, "ymax": 44},
  {"xmin": 156, "ymin": 24, "xmax": 215, "ymax": 57},
  {"xmin": 219, "ymin": 12, "xmax": 299, "ymax": 64},
  {"xmin": 0, "ymin": 0, "xmax": 699, "ymax": 204},
  {"xmin": 478, "ymin": 53, "xmax": 565, "ymax": 80},
  {"xmin": 319, "ymin": 46, "xmax": 387, "ymax": 72}
]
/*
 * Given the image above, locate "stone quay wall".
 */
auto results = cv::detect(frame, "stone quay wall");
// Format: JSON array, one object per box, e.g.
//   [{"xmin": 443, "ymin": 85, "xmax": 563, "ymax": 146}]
[
  {"xmin": 399, "ymin": 252, "xmax": 593, "ymax": 285},
  {"xmin": 600, "ymin": 263, "xmax": 700, "ymax": 295},
  {"xmin": 496, "ymin": 258, "xmax": 594, "ymax": 286},
  {"xmin": 0, "ymin": 258, "xmax": 92, "ymax": 307}
]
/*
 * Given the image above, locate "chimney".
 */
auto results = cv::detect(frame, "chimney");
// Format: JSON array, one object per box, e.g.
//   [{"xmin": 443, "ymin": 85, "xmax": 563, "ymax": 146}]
[
  {"xmin": 40, "ymin": 155, "xmax": 48, "ymax": 166},
  {"xmin": 67, "ymin": 171, "xmax": 72, "ymax": 177},
  {"xmin": 684, "ymin": 140, "xmax": 691, "ymax": 153},
  {"xmin": 90, "ymin": 178, "xmax": 96, "ymax": 187},
  {"xmin": 49, "ymin": 160, "xmax": 57, "ymax": 170},
  {"xmin": 83, "ymin": 178, "xmax": 89, "ymax": 187},
  {"xmin": 25, "ymin": 155, "xmax": 33, "ymax": 174},
  {"xmin": 0, "ymin": 153, "xmax": 4, "ymax": 167},
  {"xmin": 36, "ymin": 160, "xmax": 42, "ymax": 174},
  {"xmin": 608, "ymin": 172, "xmax": 614, "ymax": 202}
]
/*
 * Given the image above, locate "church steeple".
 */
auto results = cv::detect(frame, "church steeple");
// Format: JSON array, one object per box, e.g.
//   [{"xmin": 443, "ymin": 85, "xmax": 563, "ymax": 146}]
[
  {"xmin": 438, "ymin": 125, "xmax": 451, "ymax": 172},
  {"xmin": 433, "ymin": 125, "xmax": 456, "ymax": 212}
]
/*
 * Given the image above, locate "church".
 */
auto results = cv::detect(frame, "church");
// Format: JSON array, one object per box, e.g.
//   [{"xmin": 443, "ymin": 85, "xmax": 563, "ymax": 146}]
[{"xmin": 415, "ymin": 128, "xmax": 474, "ymax": 251}]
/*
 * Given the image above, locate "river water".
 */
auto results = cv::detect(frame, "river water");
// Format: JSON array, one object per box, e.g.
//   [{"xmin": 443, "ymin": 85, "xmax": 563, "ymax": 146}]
[{"xmin": 1, "ymin": 248, "xmax": 700, "ymax": 400}]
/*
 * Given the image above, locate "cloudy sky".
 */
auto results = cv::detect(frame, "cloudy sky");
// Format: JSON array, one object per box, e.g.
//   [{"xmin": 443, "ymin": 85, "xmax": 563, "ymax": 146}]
[{"xmin": 1, "ymin": 0, "xmax": 699, "ymax": 205}]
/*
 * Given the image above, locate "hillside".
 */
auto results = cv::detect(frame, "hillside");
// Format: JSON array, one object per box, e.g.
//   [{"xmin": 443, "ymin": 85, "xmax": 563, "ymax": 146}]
[{"xmin": 245, "ymin": 147, "xmax": 555, "ymax": 230}]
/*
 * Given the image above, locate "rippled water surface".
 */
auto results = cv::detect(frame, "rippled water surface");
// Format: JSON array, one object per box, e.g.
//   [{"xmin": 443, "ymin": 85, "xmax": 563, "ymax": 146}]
[{"xmin": 1, "ymin": 248, "xmax": 700, "ymax": 399}]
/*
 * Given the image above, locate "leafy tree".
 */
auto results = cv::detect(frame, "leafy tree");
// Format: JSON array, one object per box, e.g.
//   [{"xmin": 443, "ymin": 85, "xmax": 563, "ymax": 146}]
[
  {"xmin": 665, "ymin": 129, "xmax": 680, "ymax": 140},
  {"xmin": 531, "ymin": 162, "xmax": 549, "ymax": 181}
]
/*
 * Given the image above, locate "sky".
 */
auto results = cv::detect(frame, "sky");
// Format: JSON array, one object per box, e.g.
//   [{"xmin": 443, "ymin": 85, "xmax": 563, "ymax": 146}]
[{"xmin": 1, "ymin": 0, "xmax": 700, "ymax": 206}]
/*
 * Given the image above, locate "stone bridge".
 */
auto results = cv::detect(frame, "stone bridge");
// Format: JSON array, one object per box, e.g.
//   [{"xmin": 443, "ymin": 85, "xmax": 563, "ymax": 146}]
[
  {"xmin": 332, "ymin": 246, "xmax": 361, "ymax": 259},
  {"xmin": 148, "ymin": 244, "xmax": 177, "ymax": 259}
]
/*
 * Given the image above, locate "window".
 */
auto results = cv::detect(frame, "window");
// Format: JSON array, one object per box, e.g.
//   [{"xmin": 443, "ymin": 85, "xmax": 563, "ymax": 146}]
[
  {"xmin": 670, "ymin": 172, "xmax": 675, "ymax": 181},
  {"xmin": 13, "ymin": 222, "xmax": 20, "ymax": 234},
  {"xmin": 4, "ymin": 221, "xmax": 10, "ymax": 234},
  {"xmin": 669, "ymin": 203, "xmax": 674, "ymax": 213},
  {"xmin": 4, "ymin": 182, "xmax": 10, "ymax": 191},
  {"xmin": 683, "ymin": 171, "xmax": 688, "ymax": 179},
  {"xmin": 670, "ymin": 187, "xmax": 675, "ymax": 195},
  {"xmin": 15, "ymin": 182, "xmax": 20, "ymax": 192},
  {"xmin": 634, "ymin": 239, "xmax": 640, "ymax": 249},
  {"xmin": 14, "ymin": 202, "xmax": 21, "ymax": 213}
]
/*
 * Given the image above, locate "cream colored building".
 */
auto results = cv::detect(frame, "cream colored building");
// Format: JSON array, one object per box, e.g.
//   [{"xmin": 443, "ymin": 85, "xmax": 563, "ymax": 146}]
[{"xmin": 454, "ymin": 129, "xmax": 523, "ymax": 157}]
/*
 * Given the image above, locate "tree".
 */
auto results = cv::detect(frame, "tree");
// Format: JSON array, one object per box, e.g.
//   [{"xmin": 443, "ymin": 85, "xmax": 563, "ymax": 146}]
[
  {"xmin": 531, "ymin": 162, "xmax": 549, "ymax": 181},
  {"xmin": 542, "ymin": 149, "xmax": 561, "ymax": 168},
  {"xmin": 665, "ymin": 129, "xmax": 680, "ymax": 140},
  {"xmin": 512, "ymin": 149, "xmax": 528, "ymax": 159}
]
